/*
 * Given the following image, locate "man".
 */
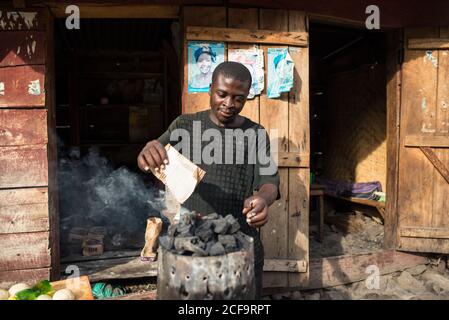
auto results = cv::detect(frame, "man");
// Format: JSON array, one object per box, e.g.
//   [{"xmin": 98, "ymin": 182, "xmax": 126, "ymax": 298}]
[{"xmin": 137, "ymin": 61, "xmax": 280, "ymax": 299}]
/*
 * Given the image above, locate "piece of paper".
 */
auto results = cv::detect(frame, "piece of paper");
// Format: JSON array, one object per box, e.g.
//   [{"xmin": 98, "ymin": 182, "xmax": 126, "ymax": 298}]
[
  {"xmin": 140, "ymin": 217, "xmax": 163, "ymax": 262},
  {"xmin": 228, "ymin": 47, "xmax": 264, "ymax": 99},
  {"xmin": 188, "ymin": 41, "xmax": 225, "ymax": 93},
  {"xmin": 151, "ymin": 144, "xmax": 206, "ymax": 204},
  {"xmin": 267, "ymin": 48, "xmax": 295, "ymax": 98}
]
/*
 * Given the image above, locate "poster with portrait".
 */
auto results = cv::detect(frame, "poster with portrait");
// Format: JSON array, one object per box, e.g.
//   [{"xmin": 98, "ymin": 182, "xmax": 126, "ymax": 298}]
[
  {"xmin": 228, "ymin": 47, "xmax": 264, "ymax": 99},
  {"xmin": 267, "ymin": 48, "xmax": 295, "ymax": 98},
  {"xmin": 188, "ymin": 41, "xmax": 225, "ymax": 93}
]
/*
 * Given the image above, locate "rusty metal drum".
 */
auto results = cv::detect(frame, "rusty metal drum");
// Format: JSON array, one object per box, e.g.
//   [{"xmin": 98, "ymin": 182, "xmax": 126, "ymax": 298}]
[{"xmin": 156, "ymin": 232, "xmax": 255, "ymax": 300}]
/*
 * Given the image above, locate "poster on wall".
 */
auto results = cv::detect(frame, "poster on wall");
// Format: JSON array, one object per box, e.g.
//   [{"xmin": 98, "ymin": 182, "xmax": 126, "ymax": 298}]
[
  {"xmin": 188, "ymin": 41, "xmax": 225, "ymax": 93},
  {"xmin": 267, "ymin": 48, "xmax": 295, "ymax": 98},
  {"xmin": 228, "ymin": 47, "xmax": 264, "ymax": 99}
]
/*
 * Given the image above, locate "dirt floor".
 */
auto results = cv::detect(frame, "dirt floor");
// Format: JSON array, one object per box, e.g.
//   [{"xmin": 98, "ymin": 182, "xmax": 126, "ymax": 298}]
[
  {"xmin": 93, "ymin": 210, "xmax": 449, "ymax": 300},
  {"xmin": 265, "ymin": 259, "xmax": 449, "ymax": 300},
  {"xmin": 310, "ymin": 210, "xmax": 384, "ymax": 258},
  {"xmin": 95, "ymin": 258, "xmax": 449, "ymax": 300}
]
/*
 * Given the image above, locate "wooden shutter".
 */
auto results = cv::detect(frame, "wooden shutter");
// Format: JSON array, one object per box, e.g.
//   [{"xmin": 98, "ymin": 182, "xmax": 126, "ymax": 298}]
[
  {"xmin": 181, "ymin": 6, "xmax": 310, "ymax": 288},
  {"xmin": 397, "ymin": 27, "xmax": 449, "ymax": 253}
]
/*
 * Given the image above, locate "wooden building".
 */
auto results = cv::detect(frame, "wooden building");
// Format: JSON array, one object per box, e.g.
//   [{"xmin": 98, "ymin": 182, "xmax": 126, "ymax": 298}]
[{"xmin": 0, "ymin": 0, "xmax": 448, "ymax": 292}]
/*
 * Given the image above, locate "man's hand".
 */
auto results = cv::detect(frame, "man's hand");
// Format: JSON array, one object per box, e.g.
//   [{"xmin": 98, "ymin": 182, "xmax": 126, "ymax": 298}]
[
  {"xmin": 137, "ymin": 140, "xmax": 168, "ymax": 173},
  {"xmin": 242, "ymin": 195, "xmax": 268, "ymax": 227}
]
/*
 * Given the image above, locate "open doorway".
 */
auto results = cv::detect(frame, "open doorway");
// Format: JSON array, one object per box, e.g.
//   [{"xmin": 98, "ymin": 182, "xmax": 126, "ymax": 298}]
[
  {"xmin": 309, "ymin": 23, "xmax": 387, "ymax": 258},
  {"xmin": 53, "ymin": 19, "xmax": 181, "ymax": 274}
]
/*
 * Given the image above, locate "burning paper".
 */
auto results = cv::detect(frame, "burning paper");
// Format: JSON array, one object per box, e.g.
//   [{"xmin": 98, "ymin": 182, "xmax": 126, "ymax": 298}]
[
  {"xmin": 267, "ymin": 48, "xmax": 295, "ymax": 98},
  {"xmin": 228, "ymin": 47, "xmax": 264, "ymax": 99},
  {"xmin": 151, "ymin": 144, "xmax": 206, "ymax": 204}
]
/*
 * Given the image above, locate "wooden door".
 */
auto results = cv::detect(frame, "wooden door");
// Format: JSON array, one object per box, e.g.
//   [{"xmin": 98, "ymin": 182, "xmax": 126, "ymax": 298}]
[
  {"xmin": 181, "ymin": 6, "xmax": 310, "ymax": 288},
  {"xmin": 397, "ymin": 27, "xmax": 449, "ymax": 253}
]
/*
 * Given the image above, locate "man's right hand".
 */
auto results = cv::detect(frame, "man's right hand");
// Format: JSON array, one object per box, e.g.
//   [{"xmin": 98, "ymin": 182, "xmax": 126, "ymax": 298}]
[{"xmin": 137, "ymin": 140, "xmax": 169, "ymax": 173}]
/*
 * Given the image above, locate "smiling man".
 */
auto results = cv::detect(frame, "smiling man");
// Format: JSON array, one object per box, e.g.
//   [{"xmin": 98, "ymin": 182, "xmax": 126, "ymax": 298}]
[{"xmin": 137, "ymin": 61, "xmax": 280, "ymax": 299}]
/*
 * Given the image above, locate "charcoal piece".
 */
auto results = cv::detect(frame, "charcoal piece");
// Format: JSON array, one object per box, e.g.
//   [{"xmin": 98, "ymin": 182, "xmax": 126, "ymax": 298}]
[
  {"xmin": 202, "ymin": 213, "xmax": 219, "ymax": 220},
  {"xmin": 195, "ymin": 228, "xmax": 214, "ymax": 243},
  {"xmin": 209, "ymin": 242, "xmax": 226, "ymax": 256},
  {"xmin": 224, "ymin": 214, "xmax": 240, "ymax": 233},
  {"xmin": 158, "ymin": 235, "xmax": 174, "ymax": 250},
  {"xmin": 176, "ymin": 224, "xmax": 193, "ymax": 237},
  {"xmin": 194, "ymin": 221, "xmax": 214, "ymax": 242},
  {"xmin": 167, "ymin": 224, "xmax": 177, "ymax": 237},
  {"xmin": 174, "ymin": 236, "xmax": 207, "ymax": 256},
  {"xmin": 204, "ymin": 241, "xmax": 214, "ymax": 254},
  {"xmin": 218, "ymin": 235, "xmax": 238, "ymax": 253},
  {"xmin": 212, "ymin": 219, "xmax": 230, "ymax": 234}
]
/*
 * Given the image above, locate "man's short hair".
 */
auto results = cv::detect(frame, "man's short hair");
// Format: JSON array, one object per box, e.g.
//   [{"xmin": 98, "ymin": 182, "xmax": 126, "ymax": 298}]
[{"xmin": 212, "ymin": 61, "xmax": 252, "ymax": 89}]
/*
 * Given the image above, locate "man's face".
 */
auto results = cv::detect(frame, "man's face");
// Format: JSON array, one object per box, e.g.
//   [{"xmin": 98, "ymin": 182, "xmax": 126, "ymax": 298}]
[
  {"xmin": 209, "ymin": 74, "xmax": 250, "ymax": 125},
  {"xmin": 197, "ymin": 53, "xmax": 212, "ymax": 74}
]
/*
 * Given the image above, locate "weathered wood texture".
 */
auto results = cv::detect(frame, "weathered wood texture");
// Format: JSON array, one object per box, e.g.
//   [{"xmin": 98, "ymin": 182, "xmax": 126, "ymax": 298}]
[
  {"xmin": 0, "ymin": 7, "xmax": 52, "ymax": 285},
  {"xmin": 48, "ymin": 4, "xmax": 179, "ymax": 19},
  {"xmin": 405, "ymin": 135, "xmax": 449, "ymax": 147},
  {"xmin": 384, "ymin": 30, "xmax": 402, "ymax": 249},
  {"xmin": 0, "ymin": 31, "xmax": 45, "ymax": 66},
  {"xmin": 420, "ymin": 146, "xmax": 449, "ymax": 184},
  {"xmin": 0, "ymin": 65, "xmax": 46, "ymax": 107},
  {"xmin": 259, "ymin": 8, "xmax": 290, "ymax": 289},
  {"xmin": 0, "ymin": 109, "xmax": 48, "ymax": 146},
  {"xmin": 398, "ymin": 27, "xmax": 449, "ymax": 254},
  {"xmin": 401, "ymin": 227, "xmax": 449, "ymax": 239},
  {"xmin": 0, "ymin": 187, "xmax": 49, "ymax": 234},
  {"xmin": 287, "ymin": 10, "xmax": 309, "ymax": 288},
  {"xmin": 0, "ymin": 232, "xmax": 51, "ymax": 271},
  {"xmin": 186, "ymin": 26, "xmax": 308, "ymax": 46},
  {"xmin": 276, "ymin": 151, "xmax": 309, "ymax": 168},
  {"xmin": 61, "ymin": 257, "xmax": 158, "ymax": 282},
  {"xmin": 0, "ymin": 145, "xmax": 48, "ymax": 188},
  {"xmin": 408, "ymin": 38, "xmax": 449, "ymax": 49},
  {"xmin": 303, "ymin": 250, "xmax": 427, "ymax": 290},
  {"xmin": 182, "ymin": 7, "xmax": 310, "ymax": 289},
  {"xmin": 0, "ymin": 8, "xmax": 46, "ymax": 30},
  {"xmin": 44, "ymin": 10, "xmax": 59, "ymax": 281},
  {"xmin": 0, "ymin": 268, "xmax": 50, "ymax": 290},
  {"xmin": 264, "ymin": 258, "xmax": 308, "ymax": 272}
]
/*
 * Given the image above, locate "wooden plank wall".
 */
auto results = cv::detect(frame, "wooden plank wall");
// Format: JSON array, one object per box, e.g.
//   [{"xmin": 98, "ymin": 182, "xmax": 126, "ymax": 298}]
[
  {"xmin": 182, "ymin": 6, "xmax": 310, "ymax": 288},
  {"xmin": 398, "ymin": 27, "xmax": 449, "ymax": 253},
  {"xmin": 0, "ymin": 8, "xmax": 52, "ymax": 288},
  {"xmin": 286, "ymin": 11, "xmax": 309, "ymax": 288}
]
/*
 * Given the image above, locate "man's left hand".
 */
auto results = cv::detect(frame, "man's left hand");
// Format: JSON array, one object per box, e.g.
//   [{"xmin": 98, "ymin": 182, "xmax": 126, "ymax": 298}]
[{"xmin": 242, "ymin": 196, "xmax": 268, "ymax": 227}]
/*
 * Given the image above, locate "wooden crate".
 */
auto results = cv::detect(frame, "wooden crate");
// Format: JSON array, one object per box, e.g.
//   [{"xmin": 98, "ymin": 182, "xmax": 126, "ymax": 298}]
[{"xmin": 51, "ymin": 276, "xmax": 94, "ymax": 300}]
